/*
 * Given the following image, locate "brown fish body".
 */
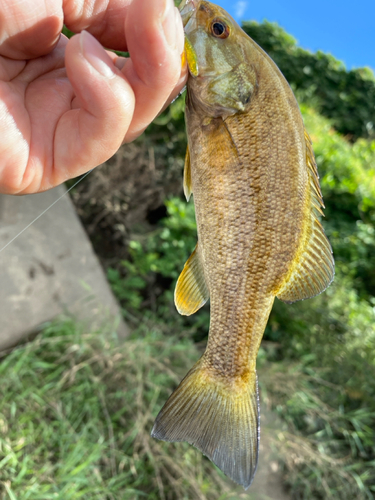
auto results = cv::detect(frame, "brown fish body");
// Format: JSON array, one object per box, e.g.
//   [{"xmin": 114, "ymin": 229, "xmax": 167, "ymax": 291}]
[
  {"xmin": 152, "ymin": 0, "xmax": 334, "ymax": 489},
  {"xmin": 187, "ymin": 62, "xmax": 307, "ymax": 380}
]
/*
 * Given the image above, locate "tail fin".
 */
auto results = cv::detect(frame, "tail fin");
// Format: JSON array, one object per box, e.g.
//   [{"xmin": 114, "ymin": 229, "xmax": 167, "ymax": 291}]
[{"xmin": 151, "ymin": 360, "xmax": 260, "ymax": 489}]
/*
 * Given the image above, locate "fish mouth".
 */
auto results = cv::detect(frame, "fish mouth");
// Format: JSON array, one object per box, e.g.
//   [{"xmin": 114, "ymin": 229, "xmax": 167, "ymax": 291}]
[{"xmin": 179, "ymin": 0, "xmax": 197, "ymax": 27}]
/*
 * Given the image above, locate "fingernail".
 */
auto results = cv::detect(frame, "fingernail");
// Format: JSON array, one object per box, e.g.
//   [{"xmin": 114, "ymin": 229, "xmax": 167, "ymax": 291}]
[
  {"xmin": 162, "ymin": 0, "xmax": 184, "ymax": 53},
  {"xmin": 80, "ymin": 30, "xmax": 115, "ymax": 79}
]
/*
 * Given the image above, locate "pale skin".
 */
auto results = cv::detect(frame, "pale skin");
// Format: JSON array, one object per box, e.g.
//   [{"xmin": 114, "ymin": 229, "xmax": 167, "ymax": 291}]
[{"xmin": 0, "ymin": 0, "xmax": 187, "ymax": 195}]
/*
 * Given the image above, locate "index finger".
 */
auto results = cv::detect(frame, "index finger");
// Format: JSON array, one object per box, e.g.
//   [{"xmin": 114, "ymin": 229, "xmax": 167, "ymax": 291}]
[{"xmin": 121, "ymin": 0, "xmax": 186, "ymax": 142}]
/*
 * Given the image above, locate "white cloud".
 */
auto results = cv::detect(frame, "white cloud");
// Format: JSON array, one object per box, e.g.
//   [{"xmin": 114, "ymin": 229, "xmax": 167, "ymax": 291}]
[{"xmin": 234, "ymin": 0, "xmax": 247, "ymax": 20}]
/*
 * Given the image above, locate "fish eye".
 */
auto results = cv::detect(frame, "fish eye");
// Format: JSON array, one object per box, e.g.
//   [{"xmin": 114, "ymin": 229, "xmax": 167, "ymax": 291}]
[{"xmin": 211, "ymin": 19, "xmax": 230, "ymax": 39}]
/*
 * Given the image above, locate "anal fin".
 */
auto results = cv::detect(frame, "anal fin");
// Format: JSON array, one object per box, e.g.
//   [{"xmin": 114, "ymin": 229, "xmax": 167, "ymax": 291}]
[{"xmin": 175, "ymin": 243, "xmax": 209, "ymax": 315}]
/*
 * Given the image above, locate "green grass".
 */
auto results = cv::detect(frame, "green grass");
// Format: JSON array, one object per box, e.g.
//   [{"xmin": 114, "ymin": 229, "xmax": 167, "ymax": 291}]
[
  {"xmin": 261, "ymin": 358, "xmax": 375, "ymax": 499},
  {"xmin": 1, "ymin": 309, "xmax": 374, "ymax": 499},
  {"xmin": 0, "ymin": 318, "xmax": 253, "ymax": 500}
]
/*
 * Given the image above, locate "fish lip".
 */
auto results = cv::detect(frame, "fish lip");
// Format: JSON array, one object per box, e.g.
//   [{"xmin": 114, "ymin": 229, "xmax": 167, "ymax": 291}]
[{"xmin": 179, "ymin": 0, "xmax": 197, "ymax": 27}]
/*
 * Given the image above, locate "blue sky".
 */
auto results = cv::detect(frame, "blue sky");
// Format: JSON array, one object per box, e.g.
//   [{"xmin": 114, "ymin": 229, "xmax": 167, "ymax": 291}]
[{"xmin": 214, "ymin": 0, "xmax": 375, "ymax": 72}]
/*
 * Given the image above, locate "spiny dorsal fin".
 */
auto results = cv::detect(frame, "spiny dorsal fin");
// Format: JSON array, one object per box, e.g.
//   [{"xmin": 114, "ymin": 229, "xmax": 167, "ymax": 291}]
[
  {"xmin": 175, "ymin": 243, "xmax": 209, "ymax": 315},
  {"xmin": 151, "ymin": 360, "xmax": 260, "ymax": 490},
  {"xmin": 276, "ymin": 129, "xmax": 334, "ymax": 303},
  {"xmin": 305, "ymin": 128, "xmax": 324, "ymax": 212},
  {"xmin": 183, "ymin": 146, "xmax": 192, "ymax": 202}
]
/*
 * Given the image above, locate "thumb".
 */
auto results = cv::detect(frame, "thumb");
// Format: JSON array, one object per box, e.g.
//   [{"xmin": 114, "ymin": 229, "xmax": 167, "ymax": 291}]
[{"xmin": 54, "ymin": 31, "xmax": 134, "ymax": 183}]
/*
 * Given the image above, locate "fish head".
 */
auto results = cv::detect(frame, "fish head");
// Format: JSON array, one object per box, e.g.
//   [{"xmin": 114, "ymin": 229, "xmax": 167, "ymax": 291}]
[{"xmin": 179, "ymin": 0, "xmax": 257, "ymax": 118}]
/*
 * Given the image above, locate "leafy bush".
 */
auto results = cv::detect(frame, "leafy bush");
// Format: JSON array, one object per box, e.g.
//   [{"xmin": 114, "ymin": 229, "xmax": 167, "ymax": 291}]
[{"xmin": 108, "ymin": 198, "xmax": 210, "ymax": 341}]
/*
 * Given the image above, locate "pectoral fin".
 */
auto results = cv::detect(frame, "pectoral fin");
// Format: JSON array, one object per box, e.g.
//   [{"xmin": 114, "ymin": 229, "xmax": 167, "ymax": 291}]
[
  {"xmin": 174, "ymin": 243, "xmax": 209, "ymax": 315},
  {"xmin": 276, "ymin": 129, "xmax": 334, "ymax": 303},
  {"xmin": 183, "ymin": 146, "xmax": 192, "ymax": 202}
]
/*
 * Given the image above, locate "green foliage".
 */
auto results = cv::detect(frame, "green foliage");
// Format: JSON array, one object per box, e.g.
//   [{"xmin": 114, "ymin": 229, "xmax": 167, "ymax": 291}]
[
  {"xmin": 108, "ymin": 197, "xmax": 211, "ymax": 343},
  {"xmin": 62, "ymin": 26, "xmax": 74, "ymax": 39},
  {"xmin": 108, "ymin": 197, "xmax": 197, "ymax": 297},
  {"xmin": 0, "ymin": 319, "xmax": 248, "ymax": 500},
  {"xmin": 242, "ymin": 21, "xmax": 375, "ymax": 141},
  {"xmin": 108, "ymin": 198, "xmax": 210, "ymax": 337}
]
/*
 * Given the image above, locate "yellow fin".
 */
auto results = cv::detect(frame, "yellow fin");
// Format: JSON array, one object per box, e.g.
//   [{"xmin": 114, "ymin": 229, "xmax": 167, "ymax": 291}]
[
  {"xmin": 174, "ymin": 243, "xmax": 209, "ymax": 315},
  {"xmin": 277, "ymin": 130, "xmax": 334, "ymax": 303},
  {"xmin": 305, "ymin": 128, "xmax": 324, "ymax": 211},
  {"xmin": 184, "ymin": 37, "xmax": 199, "ymax": 77},
  {"xmin": 151, "ymin": 360, "xmax": 260, "ymax": 490},
  {"xmin": 183, "ymin": 146, "xmax": 192, "ymax": 202},
  {"xmin": 277, "ymin": 216, "xmax": 334, "ymax": 303}
]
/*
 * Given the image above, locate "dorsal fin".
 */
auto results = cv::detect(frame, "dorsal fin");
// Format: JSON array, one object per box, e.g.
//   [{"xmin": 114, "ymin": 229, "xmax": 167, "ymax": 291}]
[
  {"xmin": 305, "ymin": 129, "xmax": 323, "ymax": 203},
  {"xmin": 305, "ymin": 129, "xmax": 325, "ymax": 217},
  {"xmin": 183, "ymin": 146, "xmax": 192, "ymax": 202},
  {"xmin": 175, "ymin": 243, "xmax": 209, "ymax": 315},
  {"xmin": 276, "ymin": 129, "xmax": 334, "ymax": 303}
]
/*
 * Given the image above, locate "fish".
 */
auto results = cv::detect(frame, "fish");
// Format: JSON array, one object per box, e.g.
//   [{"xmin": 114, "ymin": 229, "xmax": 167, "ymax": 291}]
[{"xmin": 152, "ymin": 0, "xmax": 334, "ymax": 489}]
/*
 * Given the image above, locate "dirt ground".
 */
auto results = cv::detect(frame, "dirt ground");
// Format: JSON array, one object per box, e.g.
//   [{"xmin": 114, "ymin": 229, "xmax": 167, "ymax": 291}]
[{"xmin": 248, "ymin": 406, "xmax": 290, "ymax": 500}]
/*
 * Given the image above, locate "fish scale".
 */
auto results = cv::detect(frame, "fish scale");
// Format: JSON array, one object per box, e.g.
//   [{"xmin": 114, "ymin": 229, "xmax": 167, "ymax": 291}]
[{"xmin": 152, "ymin": 0, "xmax": 334, "ymax": 489}]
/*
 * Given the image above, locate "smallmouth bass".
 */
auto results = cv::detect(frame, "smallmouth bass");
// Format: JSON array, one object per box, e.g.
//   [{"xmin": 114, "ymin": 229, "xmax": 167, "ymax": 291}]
[{"xmin": 152, "ymin": 0, "xmax": 334, "ymax": 489}]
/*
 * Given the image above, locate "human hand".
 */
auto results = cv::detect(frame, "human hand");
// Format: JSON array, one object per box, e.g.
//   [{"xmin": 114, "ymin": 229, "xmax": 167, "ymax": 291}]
[{"xmin": 0, "ymin": 0, "xmax": 186, "ymax": 194}]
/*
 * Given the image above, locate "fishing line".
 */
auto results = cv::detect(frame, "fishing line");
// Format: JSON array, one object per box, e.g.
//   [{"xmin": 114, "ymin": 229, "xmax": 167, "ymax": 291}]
[{"xmin": 0, "ymin": 169, "xmax": 93, "ymax": 254}]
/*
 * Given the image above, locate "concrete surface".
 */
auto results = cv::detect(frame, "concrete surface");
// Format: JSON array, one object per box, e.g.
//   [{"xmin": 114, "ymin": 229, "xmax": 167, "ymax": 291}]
[{"xmin": 0, "ymin": 185, "xmax": 128, "ymax": 351}]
